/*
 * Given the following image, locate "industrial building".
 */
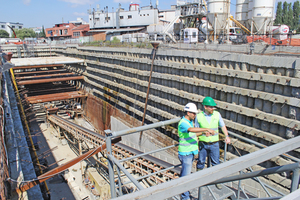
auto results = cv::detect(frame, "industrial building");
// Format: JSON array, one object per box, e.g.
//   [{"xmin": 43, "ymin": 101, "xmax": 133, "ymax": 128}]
[{"xmin": 0, "ymin": 22, "xmax": 23, "ymax": 37}]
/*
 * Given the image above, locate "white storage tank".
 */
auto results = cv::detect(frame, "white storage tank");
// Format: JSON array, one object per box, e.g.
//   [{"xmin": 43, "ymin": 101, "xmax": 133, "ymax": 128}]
[
  {"xmin": 207, "ymin": 0, "xmax": 231, "ymax": 35},
  {"xmin": 184, "ymin": 28, "xmax": 198, "ymax": 43},
  {"xmin": 235, "ymin": 0, "xmax": 248, "ymax": 26},
  {"xmin": 252, "ymin": 0, "xmax": 275, "ymax": 34},
  {"xmin": 247, "ymin": 0, "xmax": 253, "ymax": 28}
]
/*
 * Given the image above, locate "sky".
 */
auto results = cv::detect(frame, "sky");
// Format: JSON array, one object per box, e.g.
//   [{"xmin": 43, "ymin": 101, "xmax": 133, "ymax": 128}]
[{"xmin": 0, "ymin": 0, "xmax": 298, "ymax": 29}]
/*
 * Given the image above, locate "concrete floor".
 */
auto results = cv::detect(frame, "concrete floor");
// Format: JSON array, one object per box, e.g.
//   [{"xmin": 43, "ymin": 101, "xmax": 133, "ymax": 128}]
[{"xmin": 32, "ymin": 117, "xmax": 94, "ymax": 200}]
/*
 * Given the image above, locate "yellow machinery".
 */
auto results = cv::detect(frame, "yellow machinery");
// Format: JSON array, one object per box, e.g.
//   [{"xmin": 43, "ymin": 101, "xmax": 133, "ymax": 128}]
[{"xmin": 229, "ymin": 16, "xmax": 251, "ymax": 35}]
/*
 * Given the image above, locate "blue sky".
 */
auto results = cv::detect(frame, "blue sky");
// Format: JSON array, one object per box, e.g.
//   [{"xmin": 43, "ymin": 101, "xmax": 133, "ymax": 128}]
[{"xmin": 0, "ymin": 0, "xmax": 298, "ymax": 29}]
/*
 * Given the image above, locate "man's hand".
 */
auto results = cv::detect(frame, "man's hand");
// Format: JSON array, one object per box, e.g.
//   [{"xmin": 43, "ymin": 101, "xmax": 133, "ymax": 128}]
[
  {"xmin": 204, "ymin": 131, "xmax": 211, "ymax": 137},
  {"xmin": 225, "ymin": 136, "xmax": 231, "ymax": 144},
  {"xmin": 207, "ymin": 129, "xmax": 216, "ymax": 135}
]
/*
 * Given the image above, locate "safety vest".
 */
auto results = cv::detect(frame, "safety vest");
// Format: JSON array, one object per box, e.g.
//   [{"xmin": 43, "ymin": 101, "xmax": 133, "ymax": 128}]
[
  {"xmin": 197, "ymin": 111, "xmax": 220, "ymax": 143},
  {"xmin": 178, "ymin": 118, "xmax": 198, "ymax": 153}
]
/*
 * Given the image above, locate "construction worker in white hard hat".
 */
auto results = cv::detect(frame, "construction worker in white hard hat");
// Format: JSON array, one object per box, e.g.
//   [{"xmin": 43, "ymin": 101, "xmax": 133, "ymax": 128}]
[
  {"xmin": 195, "ymin": 97, "xmax": 231, "ymax": 190},
  {"xmin": 178, "ymin": 102, "xmax": 216, "ymax": 200}
]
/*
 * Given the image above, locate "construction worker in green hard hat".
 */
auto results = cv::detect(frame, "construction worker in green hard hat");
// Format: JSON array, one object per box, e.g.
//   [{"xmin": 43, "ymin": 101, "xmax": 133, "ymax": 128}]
[
  {"xmin": 195, "ymin": 97, "xmax": 230, "ymax": 190},
  {"xmin": 178, "ymin": 102, "xmax": 216, "ymax": 200}
]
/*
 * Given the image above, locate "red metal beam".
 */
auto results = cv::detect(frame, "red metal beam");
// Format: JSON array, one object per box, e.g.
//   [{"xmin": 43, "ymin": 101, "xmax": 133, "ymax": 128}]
[
  {"xmin": 13, "ymin": 64, "xmax": 63, "ymax": 70},
  {"xmin": 17, "ymin": 76, "xmax": 84, "ymax": 85},
  {"xmin": 15, "ymin": 73, "xmax": 75, "ymax": 80},
  {"xmin": 26, "ymin": 91, "xmax": 87, "ymax": 104},
  {"xmin": 14, "ymin": 137, "xmax": 121, "ymax": 193},
  {"xmin": 14, "ymin": 69, "xmax": 68, "ymax": 76}
]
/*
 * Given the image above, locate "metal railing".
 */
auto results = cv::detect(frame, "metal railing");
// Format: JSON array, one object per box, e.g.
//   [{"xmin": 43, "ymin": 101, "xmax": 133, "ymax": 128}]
[
  {"xmin": 112, "ymin": 134, "xmax": 300, "ymax": 200},
  {"xmin": 103, "ymin": 117, "xmax": 300, "ymax": 200}
]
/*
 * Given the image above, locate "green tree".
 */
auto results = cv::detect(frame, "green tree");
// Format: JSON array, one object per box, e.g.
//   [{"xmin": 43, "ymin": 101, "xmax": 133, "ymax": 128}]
[
  {"xmin": 275, "ymin": 2, "xmax": 283, "ymax": 25},
  {"xmin": 293, "ymin": 1, "xmax": 300, "ymax": 31},
  {"xmin": 14, "ymin": 28, "xmax": 36, "ymax": 40},
  {"xmin": 287, "ymin": 3, "xmax": 294, "ymax": 27},
  {"xmin": 283, "ymin": 1, "xmax": 289, "ymax": 24},
  {"xmin": 40, "ymin": 26, "xmax": 46, "ymax": 38},
  {"xmin": 0, "ymin": 30, "xmax": 9, "ymax": 38}
]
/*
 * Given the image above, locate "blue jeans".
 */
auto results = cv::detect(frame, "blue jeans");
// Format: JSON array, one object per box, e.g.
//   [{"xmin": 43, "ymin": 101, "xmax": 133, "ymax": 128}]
[
  {"xmin": 178, "ymin": 154, "xmax": 195, "ymax": 200},
  {"xmin": 197, "ymin": 141, "xmax": 220, "ymax": 170}
]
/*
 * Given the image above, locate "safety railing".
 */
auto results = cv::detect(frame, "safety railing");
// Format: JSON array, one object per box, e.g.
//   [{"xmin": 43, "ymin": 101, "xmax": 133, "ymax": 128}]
[
  {"xmin": 104, "ymin": 117, "xmax": 181, "ymax": 198},
  {"xmin": 103, "ymin": 116, "xmax": 300, "ymax": 200},
  {"xmin": 111, "ymin": 134, "xmax": 300, "ymax": 200}
]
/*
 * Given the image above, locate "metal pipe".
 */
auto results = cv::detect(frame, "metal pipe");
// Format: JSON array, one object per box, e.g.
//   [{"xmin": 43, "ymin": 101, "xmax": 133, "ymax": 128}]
[
  {"xmin": 207, "ymin": 162, "xmax": 300, "ymax": 185},
  {"xmin": 224, "ymin": 142, "xmax": 227, "ymax": 162},
  {"xmin": 112, "ymin": 117, "xmax": 181, "ymax": 137},
  {"xmin": 237, "ymin": 172, "xmax": 242, "ymax": 199},
  {"xmin": 207, "ymin": 186, "xmax": 217, "ymax": 200},
  {"xmin": 291, "ymin": 167, "xmax": 300, "ymax": 192},
  {"xmin": 248, "ymin": 166, "xmax": 272, "ymax": 197},
  {"xmin": 139, "ymin": 42, "xmax": 160, "ymax": 143},
  {"xmin": 120, "ymin": 164, "xmax": 181, "ymax": 186},
  {"xmin": 106, "ymin": 135, "xmax": 116, "ymax": 198},
  {"xmin": 119, "ymin": 144, "xmax": 178, "ymax": 162},
  {"xmin": 116, "ymin": 166, "xmax": 123, "ymax": 196},
  {"xmin": 228, "ymin": 130, "xmax": 300, "ymax": 162},
  {"xmin": 108, "ymin": 154, "xmax": 144, "ymax": 191}
]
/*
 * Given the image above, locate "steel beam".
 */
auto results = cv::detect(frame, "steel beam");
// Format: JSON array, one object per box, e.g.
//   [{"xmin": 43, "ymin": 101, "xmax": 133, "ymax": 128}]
[
  {"xmin": 14, "ymin": 69, "xmax": 67, "ymax": 76},
  {"xmin": 15, "ymin": 73, "xmax": 75, "ymax": 80},
  {"xmin": 111, "ymin": 117, "xmax": 181, "ymax": 137},
  {"xmin": 26, "ymin": 91, "xmax": 87, "ymax": 104},
  {"xmin": 113, "ymin": 136, "xmax": 300, "ymax": 200},
  {"xmin": 206, "ymin": 162, "xmax": 300, "ymax": 185},
  {"xmin": 14, "ymin": 137, "xmax": 121, "ymax": 193},
  {"xmin": 108, "ymin": 154, "xmax": 145, "ymax": 191},
  {"xmin": 17, "ymin": 76, "xmax": 84, "ymax": 85},
  {"xmin": 13, "ymin": 64, "xmax": 63, "ymax": 70}
]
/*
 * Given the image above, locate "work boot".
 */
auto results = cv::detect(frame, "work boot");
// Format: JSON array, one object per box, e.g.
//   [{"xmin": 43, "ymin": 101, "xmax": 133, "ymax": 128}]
[{"xmin": 215, "ymin": 183, "xmax": 222, "ymax": 190}]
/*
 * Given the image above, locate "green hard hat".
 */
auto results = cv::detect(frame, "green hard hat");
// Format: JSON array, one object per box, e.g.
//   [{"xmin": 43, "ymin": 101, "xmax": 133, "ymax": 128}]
[{"xmin": 202, "ymin": 97, "xmax": 217, "ymax": 106}]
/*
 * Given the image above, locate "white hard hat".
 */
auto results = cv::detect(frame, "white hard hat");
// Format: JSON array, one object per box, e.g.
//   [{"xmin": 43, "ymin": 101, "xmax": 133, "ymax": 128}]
[{"xmin": 184, "ymin": 103, "xmax": 198, "ymax": 113}]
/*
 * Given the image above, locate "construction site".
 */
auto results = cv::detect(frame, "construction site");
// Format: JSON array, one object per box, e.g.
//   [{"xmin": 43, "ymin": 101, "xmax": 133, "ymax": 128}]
[
  {"xmin": 0, "ymin": 0, "xmax": 300, "ymax": 199},
  {"xmin": 0, "ymin": 40, "xmax": 299, "ymax": 200}
]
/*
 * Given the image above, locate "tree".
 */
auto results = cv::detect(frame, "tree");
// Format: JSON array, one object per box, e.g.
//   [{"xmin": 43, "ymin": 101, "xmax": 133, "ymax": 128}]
[
  {"xmin": 293, "ymin": 1, "xmax": 300, "ymax": 31},
  {"xmin": 275, "ymin": 2, "xmax": 283, "ymax": 25},
  {"xmin": 287, "ymin": 3, "xmax": 294, "ymax": 27},
  {"xmin": 282, "ymin": 1, "xmax": 289, "ymax": 24},
  {"xmin": 14, "ymin": 28, "xmax": 36, "ymax": 40},
  {"xmin": 40, "ymin": 26, "xmax": 46, "ymax": 38},
  {"xmin": 0, "ymin": 30, "xmax": 9, "ymax": 38}
]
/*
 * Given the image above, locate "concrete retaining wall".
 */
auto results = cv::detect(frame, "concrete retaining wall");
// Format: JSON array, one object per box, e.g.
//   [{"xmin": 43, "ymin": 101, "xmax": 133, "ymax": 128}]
[{"xmin": 3, "ymin": 44, "xmax": 299, "ymax": 193}]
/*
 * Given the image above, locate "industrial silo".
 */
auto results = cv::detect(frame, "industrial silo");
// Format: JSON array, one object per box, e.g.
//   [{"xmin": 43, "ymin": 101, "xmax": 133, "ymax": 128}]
[
  {"xmin": 207, "ymin": 0, "xmax": 231, "ymax": 37},
  {"xmin": 247, "ymin": 0, "xmax": 253, "ymax": 29},
  {"xmin": 235, "ymin": 0, "xmax": 248, "ymax": 26},
  {"xmin": 251, "ymin": 0, "xmax": 275, "ymax": 34}
]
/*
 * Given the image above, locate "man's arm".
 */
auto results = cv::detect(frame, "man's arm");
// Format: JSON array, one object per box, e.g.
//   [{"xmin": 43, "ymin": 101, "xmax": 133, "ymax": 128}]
[
  {"xmin": 219, "ymin": 113, "xmax": 230, "ymax": 144},
  {"xmin": 221, "ymin": 126, "xmax": 230, "ymax": 144},
  {"xmin": 187, "ymin": 127, "xmax": 215, "ymax": 137}
]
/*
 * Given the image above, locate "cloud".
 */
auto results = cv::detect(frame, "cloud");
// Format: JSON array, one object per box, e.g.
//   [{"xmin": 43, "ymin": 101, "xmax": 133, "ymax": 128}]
[
  {"xmin": 60, "ymin": 0, "xmax": 99, "ymax": 6},
  {"xmin": 114, "ymin": 0, "xmax": 140, "ymax": 3},
  {"xmin": 22, "ymin": 0, "xmax": 31, "ymax": 5},
  {"xmin": 74, "ymin": 12, "xmax": 88, "ymax": 16}
]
